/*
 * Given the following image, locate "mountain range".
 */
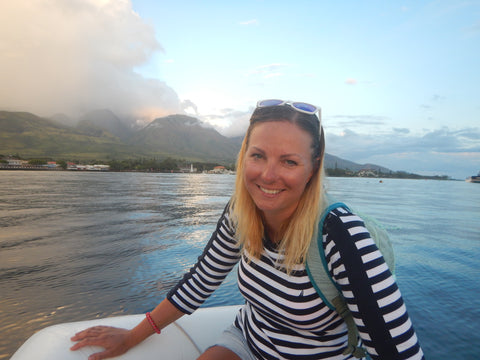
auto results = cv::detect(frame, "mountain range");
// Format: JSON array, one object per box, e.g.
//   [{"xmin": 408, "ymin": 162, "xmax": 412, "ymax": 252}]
[{"xmin": 0, "ymin": 109, "xmax": 390, "ymax": 172}]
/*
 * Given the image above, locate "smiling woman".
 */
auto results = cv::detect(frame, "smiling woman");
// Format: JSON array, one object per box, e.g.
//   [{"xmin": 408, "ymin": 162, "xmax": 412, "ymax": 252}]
[
  {"xmin": 65, "ymin": 100, "xmax": 423, "ymax": 360},
  {"xmin": 231, "ymin": 104, "xmax": 324, "ymax": 272},
  {"xmin": 243, "ymin": 121, "xmax": 315, "ymax": 237}
]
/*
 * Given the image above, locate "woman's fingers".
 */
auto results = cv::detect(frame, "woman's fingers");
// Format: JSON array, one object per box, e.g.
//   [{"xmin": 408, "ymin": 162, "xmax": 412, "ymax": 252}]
[
  {"xmin": 70, "ymin": 326, "xmax": 130, "ymax": 360},
  {"xmin": 71, "ymin": 326, "xmax": 107, "ymax": 340},
  {"xmin": 70, "ymin": 326, "xmax": 109, "ymax": 347}
]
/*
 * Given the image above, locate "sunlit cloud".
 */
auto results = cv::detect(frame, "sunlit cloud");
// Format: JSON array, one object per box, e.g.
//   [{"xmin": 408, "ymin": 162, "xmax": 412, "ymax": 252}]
[
  {"xmin": 199, "ymin": 108, "xmax": 251, "ymax": 137},
  {"xmin": 0, "ymin": 0, "xmax": 182, "ymax": 121},
  {"xmin": 181, "ymin": 99, "xmax": 198, "ymax": 116}
]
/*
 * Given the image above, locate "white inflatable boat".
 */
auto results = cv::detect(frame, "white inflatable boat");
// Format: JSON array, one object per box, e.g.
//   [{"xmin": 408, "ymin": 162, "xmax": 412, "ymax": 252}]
[{"xmin": 11, "ymin": 305, "xmax": 242, "ymax": 360}]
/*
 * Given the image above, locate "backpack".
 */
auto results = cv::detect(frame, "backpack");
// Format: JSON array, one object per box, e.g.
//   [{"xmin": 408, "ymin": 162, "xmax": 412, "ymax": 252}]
[{"xmin": 305, "ymin": 198, "xmax": 395, "ymax": 359}]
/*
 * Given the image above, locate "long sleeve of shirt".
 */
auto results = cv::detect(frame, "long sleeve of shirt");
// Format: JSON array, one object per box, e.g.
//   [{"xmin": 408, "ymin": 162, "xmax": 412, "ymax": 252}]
[
  {"xmin": 167, "ymin": 204, "xmax": 241, "ymax": 314},
  {"xmin": 167, "ymin": 203, "xmax": 424, "ymax": 359},
  {"xmin": 324, "ymin": 207, "xmax": 424, "ymax": 360}
]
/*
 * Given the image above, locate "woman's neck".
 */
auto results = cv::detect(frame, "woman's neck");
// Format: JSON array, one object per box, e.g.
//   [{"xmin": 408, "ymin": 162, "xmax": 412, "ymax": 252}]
[{"xmin": 263, "ymin": 214, "xmax": 290, "ymax": 244}]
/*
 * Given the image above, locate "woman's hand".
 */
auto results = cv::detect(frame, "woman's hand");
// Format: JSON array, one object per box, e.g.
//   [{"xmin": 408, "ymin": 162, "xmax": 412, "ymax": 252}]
[
  {"xmin": 69, "ymin": 299, "xmax": 184, "ymax": 359},
  {"xmin": 70, "ymin": 326, "xmax": 132, "ymax": 360}
]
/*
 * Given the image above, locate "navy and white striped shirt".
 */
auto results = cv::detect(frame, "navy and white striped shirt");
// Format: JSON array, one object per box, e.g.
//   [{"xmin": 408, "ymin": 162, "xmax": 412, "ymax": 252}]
[{"xmin": 167, "ymin": 205, "xmax": 424, "ymax": 359}]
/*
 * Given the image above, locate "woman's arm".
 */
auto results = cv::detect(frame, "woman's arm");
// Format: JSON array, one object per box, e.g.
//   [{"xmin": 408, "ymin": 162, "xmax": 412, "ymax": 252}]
[
  {"xmin": 70, "ymin": 203, "xmax": 239, "ymax": 359},
  {"xmin": 70, "ymin": 299, "xmax": 185, "ymax": 360},
  {"xmin": 324, "ymin": 207, "xmax": 424, "ymax": 360},
  {"xmin": 166, "ymin": 203, "xmax": 241, "ymax": 313},
  {"xmin": 126, "ymin": 298, "xmax": 186, "ymax": 348}
]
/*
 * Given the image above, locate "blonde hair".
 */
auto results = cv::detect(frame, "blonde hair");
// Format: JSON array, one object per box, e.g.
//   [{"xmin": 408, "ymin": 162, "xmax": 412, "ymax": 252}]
[{"xmin": 230, "ymin": 105, "xmax": 325, "ymax": 273}]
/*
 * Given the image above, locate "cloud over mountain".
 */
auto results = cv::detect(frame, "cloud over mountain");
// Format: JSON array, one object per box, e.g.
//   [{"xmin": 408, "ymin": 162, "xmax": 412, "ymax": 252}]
[
  {"xmin": 0, "ymin": 0, "xmax": 181, "ymax": 121},
  {"xmin": 326, "ymin": 126, "xmax": 480, "ymax": 179}
]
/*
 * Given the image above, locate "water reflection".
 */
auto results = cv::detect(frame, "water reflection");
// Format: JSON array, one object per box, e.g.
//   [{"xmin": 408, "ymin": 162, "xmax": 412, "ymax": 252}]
[
  {"xmin": 0, "ymin": 172, "xmax": 238, "ymax": 359},
  {"xmin": 2, "ymin": 173, "xmax": 479, "ymax": 359}
]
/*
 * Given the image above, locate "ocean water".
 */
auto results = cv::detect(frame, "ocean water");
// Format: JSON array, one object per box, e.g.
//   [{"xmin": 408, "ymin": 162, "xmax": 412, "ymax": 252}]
[{"xmin": 1, "ymin": 171, "xmax": 479, "ymax": 359}]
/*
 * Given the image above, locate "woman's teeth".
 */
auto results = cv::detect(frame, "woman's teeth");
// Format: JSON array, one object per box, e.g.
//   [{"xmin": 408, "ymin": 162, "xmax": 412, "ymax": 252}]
[{"xmin": 260, "ymin": 186, "xmax": 281, "ymax": 195}]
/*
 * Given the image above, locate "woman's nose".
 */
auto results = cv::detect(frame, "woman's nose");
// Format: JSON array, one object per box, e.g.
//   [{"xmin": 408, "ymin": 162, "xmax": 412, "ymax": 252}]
[{"xmin": 261, "ymin": 161, "xmax": 278, "ymax": 183}]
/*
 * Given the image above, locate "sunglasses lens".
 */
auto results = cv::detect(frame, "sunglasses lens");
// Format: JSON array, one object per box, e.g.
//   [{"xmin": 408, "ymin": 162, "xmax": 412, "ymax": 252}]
[
  {"xmin": 292, "ymin": 102, "xmax": 317, "ymax": 114},
  {"xmin": 256, "ymin": 99, "xmax": 319, "ymax": 116},
  {"xmin": 257, "ymin": 99, "xmax": 284, "ymax": 107}
]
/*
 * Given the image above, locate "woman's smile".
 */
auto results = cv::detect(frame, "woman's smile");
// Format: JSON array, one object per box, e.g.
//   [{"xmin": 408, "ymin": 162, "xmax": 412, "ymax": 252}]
[{"xmin": 258, "ymin": 185, "xmax": 283, "ymax": 195}]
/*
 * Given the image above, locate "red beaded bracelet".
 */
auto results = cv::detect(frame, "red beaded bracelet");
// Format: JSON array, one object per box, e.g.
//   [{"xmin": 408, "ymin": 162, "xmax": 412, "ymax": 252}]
[{"xmin": 146, "ymin": 312, "xmax": 161, "ymax": 334}]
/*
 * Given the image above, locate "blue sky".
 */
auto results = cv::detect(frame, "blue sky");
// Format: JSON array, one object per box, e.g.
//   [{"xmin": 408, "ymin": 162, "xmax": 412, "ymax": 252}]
[{"xmin": 1, "ymin": 0, "xmax": 479, "ymax": 178}]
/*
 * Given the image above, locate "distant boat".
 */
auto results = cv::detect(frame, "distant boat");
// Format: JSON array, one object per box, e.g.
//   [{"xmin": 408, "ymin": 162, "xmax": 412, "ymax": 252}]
[{"xmin": 466, "ymin": 171, "xmax": 480, "ymax": 183}]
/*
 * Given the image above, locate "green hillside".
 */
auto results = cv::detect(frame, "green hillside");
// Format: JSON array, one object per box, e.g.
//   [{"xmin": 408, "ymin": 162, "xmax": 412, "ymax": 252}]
[
  {"xmin": 0, "ymin": 111, "xmax": 140, "ymax": 160},
  {"xmin": 0, "ymin": 110, "xmax": 403, "ymax": 176},
  {"xmin": 128, "ymin": 115, "xmax": 240, "ymax": 163}
]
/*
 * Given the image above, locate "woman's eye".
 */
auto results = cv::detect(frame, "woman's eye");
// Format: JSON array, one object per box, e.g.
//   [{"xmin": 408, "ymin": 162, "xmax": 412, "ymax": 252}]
[
  {"xmin": 251, "ymin": 153, "xmax": 263, "ymax": 159},
  {"xmin": 285, "ymin": 159, "xmax": 298, "ymax": 166}
]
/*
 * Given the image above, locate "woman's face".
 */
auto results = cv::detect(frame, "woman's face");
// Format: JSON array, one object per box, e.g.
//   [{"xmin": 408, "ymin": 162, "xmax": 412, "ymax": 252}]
[{"xmin": 243, "ymin": 120, "xmax": 314, "ymax": 224}]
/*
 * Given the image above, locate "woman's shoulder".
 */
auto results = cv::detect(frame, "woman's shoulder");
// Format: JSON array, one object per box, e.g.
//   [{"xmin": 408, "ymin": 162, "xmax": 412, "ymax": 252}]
[
  {"xmin": 322, "ymin": 206, "xmax": 365, "ymax": 232},
  {"xmin": 220, "ymin": 200, "xmax": 236, "ymax": 229},
  {"xmin": 321, "ymin": 205, "xmax": 372, "ymax": 257}
]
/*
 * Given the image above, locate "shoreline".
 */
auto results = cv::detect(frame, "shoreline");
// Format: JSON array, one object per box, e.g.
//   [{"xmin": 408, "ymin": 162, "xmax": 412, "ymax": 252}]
[{"xmin": 0, "ymin": 167, "xmax": 460, "ymax": 180}]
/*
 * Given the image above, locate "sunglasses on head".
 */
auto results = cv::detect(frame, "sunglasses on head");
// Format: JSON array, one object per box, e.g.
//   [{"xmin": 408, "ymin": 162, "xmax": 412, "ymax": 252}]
[{"xmin": 256, "ymin": 99, "xmax": 320, "ymax": 115}]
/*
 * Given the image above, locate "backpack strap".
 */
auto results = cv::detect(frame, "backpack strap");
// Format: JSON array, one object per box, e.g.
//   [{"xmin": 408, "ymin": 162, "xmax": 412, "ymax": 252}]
[
  {"xmin": 305, "ymin": 202, "xmax": 348, "ymax": 309},
  {"xmin": 306, "ymin": 202, "xmax": 367, "ymax": 359},
  {"xmin": 332, "ymin": 296, "xmax": 367, "ymax": 358}
]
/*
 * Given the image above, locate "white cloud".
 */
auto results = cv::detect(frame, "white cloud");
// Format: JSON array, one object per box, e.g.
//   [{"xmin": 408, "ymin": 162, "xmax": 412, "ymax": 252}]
[
  {"xmin": 199, "ymin": 108, "xmax": 251, "ymax": 138},
  {"xmin": 239, "ymin": 19, "xmax": 259, "ymax": 26},
  {"xmin": 0, "ymin": 0, "xmax": 182, "ymax": 120},
  {"xmin": 181, "ymin": 99, "xmax": 198, "ymax": 116},
  {"xmin": 325, "ymin": 126, "xmax": 480, "ymax": 179}
]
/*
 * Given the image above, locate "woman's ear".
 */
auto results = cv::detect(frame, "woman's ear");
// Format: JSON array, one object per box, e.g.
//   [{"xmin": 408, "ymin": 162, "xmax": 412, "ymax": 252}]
[{"xmin": 313, "ymin": 156, "xmax": 321, "ymax": 172}]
